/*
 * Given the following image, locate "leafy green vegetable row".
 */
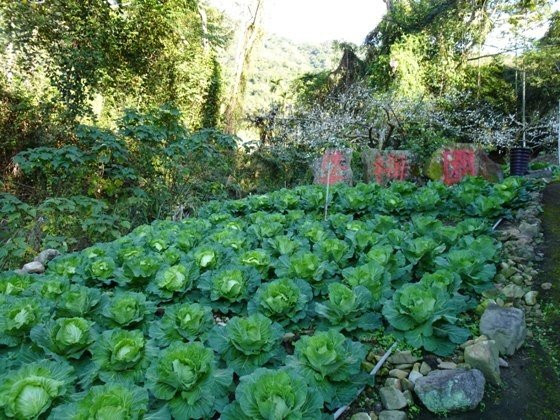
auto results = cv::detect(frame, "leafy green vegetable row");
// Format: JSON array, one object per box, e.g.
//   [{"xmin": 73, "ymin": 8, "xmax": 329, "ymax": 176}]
[{"xmin": 0, "ymin": 177, "xmax": 529, "ymax": 419}]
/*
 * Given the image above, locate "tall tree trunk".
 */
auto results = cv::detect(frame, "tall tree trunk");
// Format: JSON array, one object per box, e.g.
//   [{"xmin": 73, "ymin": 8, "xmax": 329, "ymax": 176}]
[{"xmin": 224, "ymin": 0, "xmax": 265, "ymax": 134}]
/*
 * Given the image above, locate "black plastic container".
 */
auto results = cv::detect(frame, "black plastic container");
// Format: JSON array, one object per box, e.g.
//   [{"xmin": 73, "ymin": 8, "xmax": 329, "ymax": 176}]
[{"xmin": 510, "ymin": 147, "xmax": 531, "ymax": 176}]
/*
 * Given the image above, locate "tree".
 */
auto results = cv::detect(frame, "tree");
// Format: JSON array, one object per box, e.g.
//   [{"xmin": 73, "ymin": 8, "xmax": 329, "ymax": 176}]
[
  {"xmin": 0, "ymin": 0, "xmax": 225, "ymax": 127},
  {"xmin": 223, "ymin": 0, "xmax": 266, "ymax": 134},
  {"xmin": 364, "ymin": 0, "xmax": 549, "ymax": 97}
]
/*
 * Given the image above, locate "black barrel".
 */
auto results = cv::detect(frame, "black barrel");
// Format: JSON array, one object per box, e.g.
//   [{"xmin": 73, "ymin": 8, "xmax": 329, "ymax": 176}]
[{"xmin": 510, "ymin": 147, "xmax": 531, "ymax": 176}]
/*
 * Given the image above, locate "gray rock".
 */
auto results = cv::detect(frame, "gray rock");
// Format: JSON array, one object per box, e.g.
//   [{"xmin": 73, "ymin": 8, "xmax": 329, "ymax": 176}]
[
  {"xmin": 501, "ymin": 284, "xmax": 525, "ymax": 299},
  {"xmin": 389, "ymin": 369, "xmax": 409, "ymax": 380},
  {"xmin": 388, "ymin": 351, "xmax": 420, "ymax": 365},
  {"xmin": 437, "ymin": 361, "xmax": 457, "ymax": 370},
  {"xmin": 480, "ymin": 304, "xmax": 526, "ymax": 356},
  {"xmin": 402, "ymin": 389, "xmax": 414, "ymax": 406},
  {"xmin": 33, "ymin": 249, "xmax": 60, "ymax": 265},
  {"xmin": 400, "ymin": 378, "xmax": 415, "ymax": 391},
  {"xmin": 379, "ymin": 387, "xmax": 408, "ymax": 410},
  {"xmin": 385, "ymin": 378, "xmax": 402, "ymax": 390},
  {"xmin": 541, "ymin": 282, "xmax": 553, "ymax": 290},
  {"xmin": 414, "ymin": 369, "xmax": 485, "ymax": 414},
  {"xmin": 408, "ymin": 371, "xmax": 423, "ymax": 383},
  {"xmin": 351, "ymin": 413, "xmax": 371, "ymax": 420},
  {"xmin": 21, "ymin": 261, "xmax": 45, "ymax": 274},
  {"xmin": 518, "ymin": 221, "xmax": 540, "ymax": 240},
  {"xmin": 464, "ymin": 339, "xmax": 501, "ymax": 386},
  {"xmin": 395, "ymin": 364, "xmax": 413, "ymax": 370},
  {"xmin": 524, "ymin": 291, "xmax": 538, "ymax": 306},
  {"xmin": 420, "ymin": 361, "xmax": 432, "ymax": 375},
  {"xmin": 379, "ymin": 410, "xmax": 408, "ymax": 420},
  {"xmin": 499, "ymin": 358, "xmax": 509, "ymax": 368}
]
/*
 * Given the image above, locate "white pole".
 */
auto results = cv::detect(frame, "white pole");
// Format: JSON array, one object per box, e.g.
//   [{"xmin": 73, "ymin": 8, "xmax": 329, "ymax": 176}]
[{"xmin": 522, "ymin": 70, "xmax": 526, "ymax": 148}]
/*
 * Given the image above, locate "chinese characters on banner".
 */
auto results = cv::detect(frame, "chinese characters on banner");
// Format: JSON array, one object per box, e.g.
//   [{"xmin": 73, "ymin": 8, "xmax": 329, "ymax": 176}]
[
  {"xmin": 313, "ymin": 149, "xmax": 353, "ymax": 185},
  {"xmin": 442, "ymin": 149, "xmax": 476, "ymax": 185}
]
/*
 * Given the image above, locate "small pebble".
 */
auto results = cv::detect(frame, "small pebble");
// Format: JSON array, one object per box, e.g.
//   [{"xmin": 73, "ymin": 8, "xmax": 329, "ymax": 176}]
[
  {"xmin": 499, "ymin": 358, "xmax": 509, "ymax": 368},
  {"xmin": 541, "ymin": 282, "xmax": 552, "ymax": 290},
  {"xmin": 350, "ymin": 413, "xmax": 371, "ymax": 420},
  {"xmin": 384, "ymin": 378, "xmax": 402, "ymax": 390},
  {"xmin": 389, "ymin": 369, "xmax": 409, "ymax": 380},
  {"xmin": 438, "ymin": 361, "xmax": 457, "ymax": 370},
  {"xmin": 408, "ymin": 371, "xmax": 423, "ymax": 383},
  {"xmin": 419, "ymin": 362, "xmax": 431, "ymax": 375}
]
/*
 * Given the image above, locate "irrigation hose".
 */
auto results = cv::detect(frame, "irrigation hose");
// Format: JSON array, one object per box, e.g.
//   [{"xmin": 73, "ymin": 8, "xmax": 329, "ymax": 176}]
[{"xmin": 492, "ymin": 218, "xmax": 504, "ymax": 231}]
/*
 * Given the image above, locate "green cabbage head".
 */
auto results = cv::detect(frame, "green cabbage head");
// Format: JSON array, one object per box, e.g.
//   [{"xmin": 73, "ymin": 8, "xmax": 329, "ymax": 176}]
[
  {"xmin": 221, "ymin": 368, "xmax": 323, "ymax": 420},
  {"xmin": 146, "ymin": 342, "xmax": 232, "ymax": 419},
  {"xmin": 0, "ymin": 360, "xmax": 74, "ymax": 418}
]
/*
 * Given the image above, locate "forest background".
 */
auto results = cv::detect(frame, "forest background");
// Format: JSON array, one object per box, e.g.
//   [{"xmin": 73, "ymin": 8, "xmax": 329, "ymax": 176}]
[{"xmin": 1, "ymin": 0, "xmax": 559, "ymax": 270}]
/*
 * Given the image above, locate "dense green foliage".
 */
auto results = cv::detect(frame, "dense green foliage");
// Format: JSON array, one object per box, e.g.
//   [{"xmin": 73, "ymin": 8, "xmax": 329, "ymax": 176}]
[
  {"xmin": 1, "ymin": 105, "xmax": 242, "ymax": 270},
  {"xmin": 0, "ymin": 176, "xmax": 532, "ymax": 418}
]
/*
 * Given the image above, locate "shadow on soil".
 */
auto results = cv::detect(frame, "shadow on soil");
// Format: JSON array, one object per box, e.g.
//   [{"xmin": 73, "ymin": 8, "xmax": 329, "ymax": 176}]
[{"xmin": 417, "ymin": 182, "xmax": 560, "ymax": 420}]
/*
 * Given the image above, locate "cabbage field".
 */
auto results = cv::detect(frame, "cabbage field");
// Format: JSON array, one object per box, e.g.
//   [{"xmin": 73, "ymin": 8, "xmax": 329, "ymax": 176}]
[{"xmin": 0, "ymin": 177, "xmax": 531, "ymax": 419}]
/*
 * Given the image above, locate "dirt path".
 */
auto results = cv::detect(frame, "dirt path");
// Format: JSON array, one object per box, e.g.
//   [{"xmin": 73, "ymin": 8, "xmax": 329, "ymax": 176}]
[{"xmin": 418, "ymin": 182, "xmax": 560, "ymax": 420}]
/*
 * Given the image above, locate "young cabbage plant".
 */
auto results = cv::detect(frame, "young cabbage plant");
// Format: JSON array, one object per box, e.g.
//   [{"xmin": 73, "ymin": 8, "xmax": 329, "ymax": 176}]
[
  {"xmin": 264, "ymin": 235, "xmax": 309, "ymax": 257},
  {"xmin": 30, "ymin": 317, "xmax": 98, "ymax": 359},
  {"xmin": 419, "ymin": 270, "xmax": 462, "ymax": 295},
  {"xmin": 147, "ymin": 262, "xmax": 198, "ymax": 301},
  {"xmin": 99, "ymin": 291, "xmax": 154, "ymax": 328},
  {"xmin": 121, "ymin": 252, "xmax": 163, "ymax": 285},
  {"xmin": 401, "ymin": 236, "xmax": 446, "ymax": 275},
  {"xmin": 0, "ymin": 296, "xmax": 46, "ymax": 346},
  {"xmin": 297, "ymin": 220, "xmax": 330, "ymax": 244},
  {"xmin": 247, "ymin": 216, "xmax": 285, "ymax": 242},
  {"xmin": 434, "ymin": 248, "xmax": 497, "ymax": 294},
  {"xmin": 286, "ymin": 329, "xmax": 372, "ymax": 409},
  {"xmin": 313, "ymin": 237, "xmax": 354, "ymax": 268},
  {"xmin": 149, "ymin": 302, "xmax": 214, "ymax": 346},
  {"xmin": 210, "ymin": 227, "xmax": 250, "ymax": 251},
  {"xmin": 221, "ymin": 368, "xmax": 324, "ymax": 420},
  {"xmin": 50, "ymin": 383, "xmax": 149, "ymax": 420},
  {"xmin": 90, "ymin": 328, "xmax": 152, "ymax": 384},
  {"xmin": 34, "ymin": 276, "xmax": 70, "ymax": 300},
  {"xmin": 190, "ymin": 244, "xmax": 231, "ymax": 271},
  {"xmin": 48, "ymin": 253, "xmax": 83, "ymax": 278},
  {"xmin": 55, "ymin": 285, "xmax": 102, "ymax": 318},
  {"xmin": 0, "ymin": 360, "xmax": 75, "ymax": 419},
  {"xmin": 208, "ymin": 313, "xmax": 284, "ymax": 376},
  {"xmin": 146, "ymin": 341, "xmax": 232, "ymax": 419},
  {"xmin": 275, "ymin": 252, "xmax": 335, "ymax": 296},
  {"xmin": 0, "ymin": 271, "xmax": 33, "ymax": 296},
  {"xmin": 341, "ymin": 261, "xmax": 392, "ymax": 308},
  {"xmin": 315, "ymin": 284, "xmax": 382, "ymax": 334},
  {"xmin": 247, "ymin": 278, "xmax": 313, "ymax": 327},
  {"xmin": 363, "ymin": 245, "xmax": 411, "ymax": 285},
  {"xmin": 382, "ymin": 282, "xmax": 472, "ymax": 356},
  {"xmin": 83, "ymin": 256, "xmax": 118, "ymax": 285},
  {"xmin": 238, "ymin": 249, "xmax": 272, "ymax": 276},
  {"xmin": 198, "ymin": 266, "xmax": 261, "ymax": 313}
]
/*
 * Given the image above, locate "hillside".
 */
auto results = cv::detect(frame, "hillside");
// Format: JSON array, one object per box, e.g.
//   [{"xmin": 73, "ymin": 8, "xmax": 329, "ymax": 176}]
[{"xmin": 242, "ymin": 34, "xmax": 337, "ymax": 112}]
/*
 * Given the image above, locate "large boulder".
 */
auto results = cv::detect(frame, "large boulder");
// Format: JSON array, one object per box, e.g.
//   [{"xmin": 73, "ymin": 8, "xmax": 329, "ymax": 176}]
[
  {"xmin": 313, "ymin": 149, "xmax": 353, "ymax": 185},
  {"xmin": 479, "ymin": 304, "xmax": 526, "ymax": 356},
  {"xmin": 464, "ymin": 339, "xmax": 501, "ymax": 386},
  {"xmin": 426, "ymin": 144, "xmax": 503, "ymax": 185},
  {"xmin": 362, "ymin": 149, "xmax": 414, "ymax": 185},
  {"xmin": 414, "ymin": 369, "xmax": 485, "ymax": 414}
]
